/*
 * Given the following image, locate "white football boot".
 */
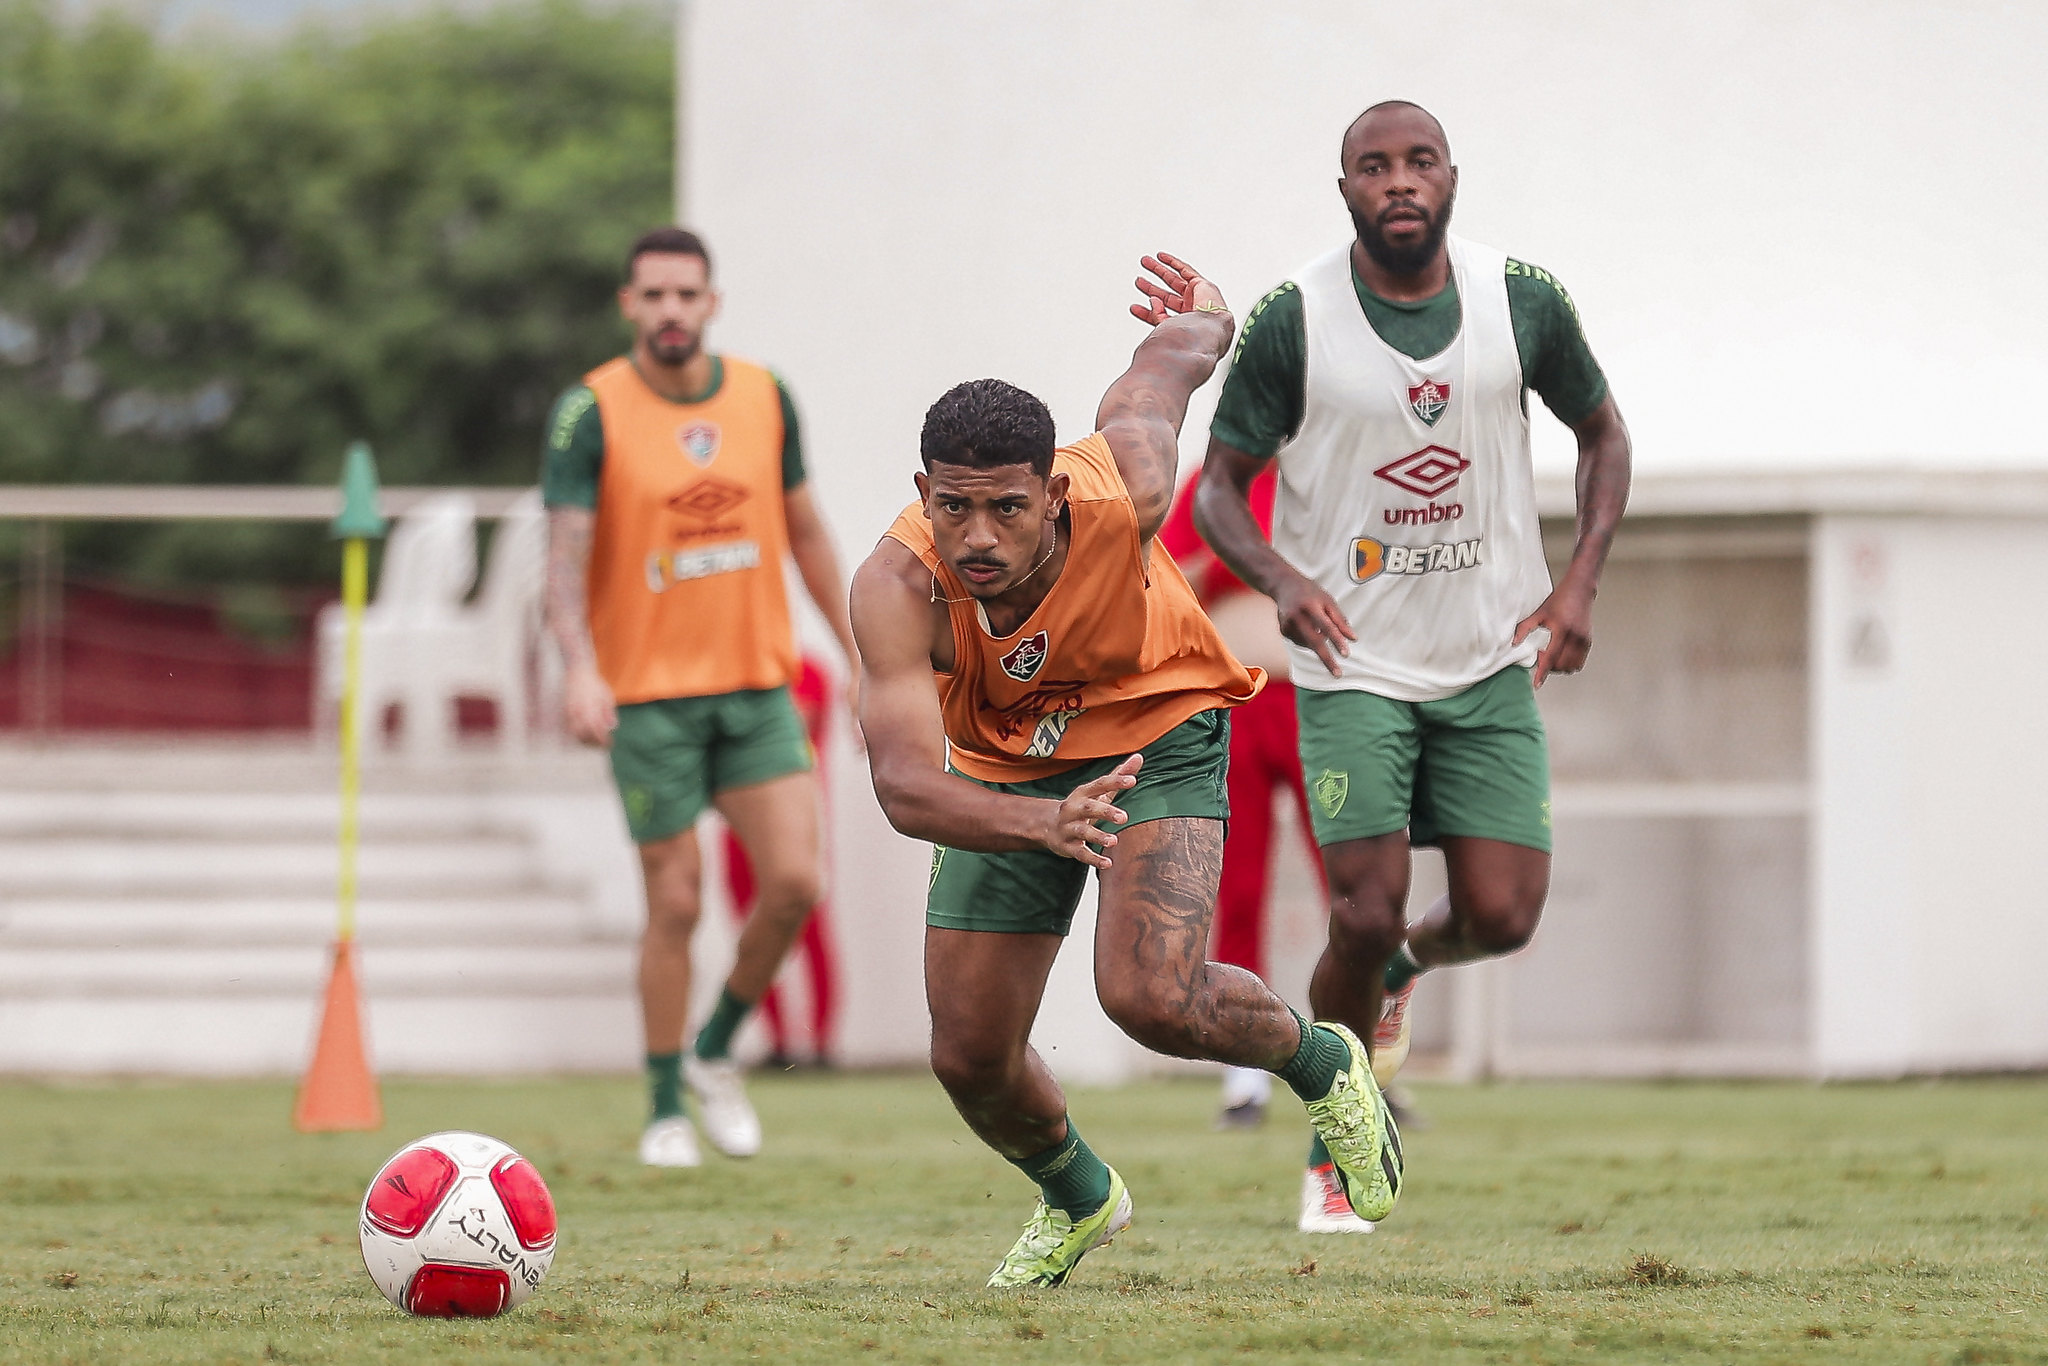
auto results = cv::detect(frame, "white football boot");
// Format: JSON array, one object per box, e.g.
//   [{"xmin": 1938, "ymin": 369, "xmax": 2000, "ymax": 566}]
[
  {"xmin": 639, "ymin": 1115, "xmax": 702, "ymax": 1168},
  {"xmin": 685, "ymin": 1055, "xmax": 763, "ymax": 1158},
  {"xmin": 1298, "ymin": 1161, "xmax": 1376, "ymax": 1234},
  {"xmin": 1216, "ymin": 1065, "xmax": 1272, "ymax": 1130},
  {"xmin": 1372, "ymin": 979, "xmax": 1417, "ymax": 1088}
]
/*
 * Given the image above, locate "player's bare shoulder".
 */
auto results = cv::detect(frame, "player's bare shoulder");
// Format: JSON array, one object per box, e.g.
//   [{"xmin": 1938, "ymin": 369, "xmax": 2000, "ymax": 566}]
[{"xmin": 851, "ymin": 534, "xmax": 955, "ymax": 674}]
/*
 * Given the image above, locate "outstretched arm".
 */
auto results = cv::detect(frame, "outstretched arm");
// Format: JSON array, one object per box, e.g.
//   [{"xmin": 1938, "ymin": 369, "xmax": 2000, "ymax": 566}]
[
  {"xmin": 1513, "ymin": 393, "xmax": 1632, "ymax": 685},
  {"xmin": 1095, "ymin": 253, "xmax": 1236, "ymax": 542},
  {"xmin": 852, "ymin": 541, "xmax": 1137, "ymax": 867}
]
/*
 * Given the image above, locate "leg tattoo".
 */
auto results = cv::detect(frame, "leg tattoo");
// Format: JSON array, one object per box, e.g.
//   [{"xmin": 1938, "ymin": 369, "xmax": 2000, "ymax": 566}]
[{"xmin": 1096, "ymin": 819, "xmax": 1303, "ymax": 1069}]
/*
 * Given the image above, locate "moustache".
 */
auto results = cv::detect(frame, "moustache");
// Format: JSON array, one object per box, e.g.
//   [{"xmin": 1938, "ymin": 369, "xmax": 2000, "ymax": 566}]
[{"xmin": 1379, "ymin": 204, "xmax": 1430, "ymax": 227}]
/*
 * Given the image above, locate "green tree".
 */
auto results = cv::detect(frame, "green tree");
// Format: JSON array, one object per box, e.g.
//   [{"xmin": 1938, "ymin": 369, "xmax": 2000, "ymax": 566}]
[{"xmin": 0, "ymin": 0, "xmax": 672, "ymax": 584}]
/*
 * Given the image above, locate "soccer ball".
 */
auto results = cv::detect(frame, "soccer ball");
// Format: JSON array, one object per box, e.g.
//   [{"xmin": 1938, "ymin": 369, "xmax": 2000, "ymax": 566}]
[{"xmin": 358, "ymin": 1131, "xmax": 557, "ymax": 1317}]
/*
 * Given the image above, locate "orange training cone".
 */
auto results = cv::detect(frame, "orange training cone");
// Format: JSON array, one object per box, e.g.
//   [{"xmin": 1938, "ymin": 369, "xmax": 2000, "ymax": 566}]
[{"xmin": 293, "ymin": 940, "xmax": 383, "ymax": 1132}]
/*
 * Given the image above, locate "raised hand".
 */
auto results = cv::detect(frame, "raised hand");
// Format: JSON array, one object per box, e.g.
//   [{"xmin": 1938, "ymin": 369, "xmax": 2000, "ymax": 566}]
[
  {"xmin": 1041, "ymin": 753, "xmax": 1144, "ymax": 867},
  {"xmin": 1129, "ymin": 252, "xmax": 1228, "ymax": 325}
]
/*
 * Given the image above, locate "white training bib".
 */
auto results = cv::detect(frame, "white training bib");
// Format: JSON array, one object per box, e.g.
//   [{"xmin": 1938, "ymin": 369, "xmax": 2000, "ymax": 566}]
[{"xmin": 1272, "ymin": 236, "xmax": 1550, "ymax": 701}]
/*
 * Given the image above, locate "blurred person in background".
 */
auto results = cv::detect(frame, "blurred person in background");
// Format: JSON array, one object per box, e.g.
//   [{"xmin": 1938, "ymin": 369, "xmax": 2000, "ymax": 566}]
[
  {"xmin": 720, "ymin": 654, "xmax": 841, "ymax": 1068},
  {"xmin": 541, "ymin": 227, "xmax": 860, "ymax": 1168},
  {"xmin": 1157, "ymin": 469, "xmax": 1321, "ymax": 1130},
  {"xmin": 852, "ymin": 254, "xmax": 1400, "ymax": 1289},
  {"xmin": 1196, "ymin": 102, "xmax": 1631, "ymax": 1232}
]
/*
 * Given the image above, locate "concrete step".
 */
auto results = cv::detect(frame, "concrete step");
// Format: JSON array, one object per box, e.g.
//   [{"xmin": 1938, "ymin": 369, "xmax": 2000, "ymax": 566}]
[
  {"xmin": 0, "ymin": 792, "xmax": 524, "ymax": 840},
  {"xmin": 0, "ymin": 942, "xmax": 633, "ymax": 998},
  {"xmin": 0, "ymin": 893, "xmax": 621, "ymax": 948},
  {"xmin": 0, "ymin": 740, "xmax": 613, "ymax": 796},
  {"xmin": 0, "ymin": 995, "xmax": 638, "ymax": 1075},
  {"xmin": 0, "ymin": 834, "xmax": 548, "ymax": 895}
]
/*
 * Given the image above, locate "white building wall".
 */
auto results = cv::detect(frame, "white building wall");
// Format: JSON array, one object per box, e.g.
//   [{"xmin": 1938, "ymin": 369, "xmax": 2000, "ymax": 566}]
[
  {"xmin": 680, "ymin": 3, "xmax": 2048, "ymax": 1074},
  {"xmin": 1895, "ymin": 519, "xmax": 2048, "ymax": 1068},
  {"xmin": 1810, "ymin": 516, "xmax": 1917, "ymax": 1075},
  {"xmin": 1812, "ymin": 515, "xmax": 2048, "ymax": 1075}
]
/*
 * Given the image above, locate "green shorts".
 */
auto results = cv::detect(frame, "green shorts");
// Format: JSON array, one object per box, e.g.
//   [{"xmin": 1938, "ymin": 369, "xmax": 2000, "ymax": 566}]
[
  {"xmin": 926, "ymin": 707, "xmax": 1231, "ymax": 936},
  {"xmin": 610, "ymin": 686, "xmax": 813, "ymax": 844},
  {"xmin": 1296, "ymin": 665, "xmax": 1551, "ymax": 853}
]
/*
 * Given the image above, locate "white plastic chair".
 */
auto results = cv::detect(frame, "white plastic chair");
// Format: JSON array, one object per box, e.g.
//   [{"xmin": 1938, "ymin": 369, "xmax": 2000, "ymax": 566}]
[
  {"xmin": 315, "ymin": 489, "xmax": 556, "ymax": 756},
  {"xmin": 429, "ymin": 489, "xmax": 554, "ymax": 753},
  {"xmin": 314, "ymin": 492, "xmax": 479, "ymax": 755}
]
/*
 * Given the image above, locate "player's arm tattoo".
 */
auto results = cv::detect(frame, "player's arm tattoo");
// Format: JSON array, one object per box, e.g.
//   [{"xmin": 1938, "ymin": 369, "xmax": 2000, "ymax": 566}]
[
  {"xmin": 543, "ymin": 506, "xmax": 599, "ymax": 671},
  {"xmin": 1096, "ymin": 312, "xmax": 1235, "ymax": 540}
]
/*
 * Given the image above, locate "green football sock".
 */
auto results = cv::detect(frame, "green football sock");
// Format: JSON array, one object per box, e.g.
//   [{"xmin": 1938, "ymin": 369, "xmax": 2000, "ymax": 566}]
[
  {"xmin": 1308, "ymin": 1133, "xmax": 1334, "ymax": 1169},
  {"xmin": 1384, "ymin": 943, "xmax": 1422, "ymax": 993},
  {"xmin": 1274, "ymin": 1010, "xmax": 1350, "ymax": 1103},
  {"xmin": 692, "ymin": 987, "xmax": 753, "ymax": 1061},
  {"xmin": 646, "ymin": 1051, "xmax": 685, "ymax": 1121},
  {"xmin": 1009, "ymin": 1121, "xmax": 1113, "ymax": 1218}
]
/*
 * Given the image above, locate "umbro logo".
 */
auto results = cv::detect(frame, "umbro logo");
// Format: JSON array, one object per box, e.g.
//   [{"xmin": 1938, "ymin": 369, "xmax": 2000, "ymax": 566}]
[
  {"xmin": 1374, "ymin": 445, "xmax": 1470, "ymax": 500},
  {"xmin": 667, "ymin": 477, "xmax": 748, "ymax": 522}
]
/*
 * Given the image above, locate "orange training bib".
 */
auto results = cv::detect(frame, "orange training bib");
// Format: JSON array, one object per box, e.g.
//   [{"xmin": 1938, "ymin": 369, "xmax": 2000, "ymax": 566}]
[
  {"xmin": 585, "ymin": 356, "xmax": 797, "ymax": 704},
  {"xmin": 886, "ymin": 433, "xmax": 1263, "ymax": 782}
]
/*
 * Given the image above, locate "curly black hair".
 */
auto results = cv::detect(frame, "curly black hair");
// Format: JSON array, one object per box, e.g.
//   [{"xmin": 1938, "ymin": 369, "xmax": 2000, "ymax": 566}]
[{"xmin": 919, "ymin": 378, "xmax": 1056, "ymax": 478}]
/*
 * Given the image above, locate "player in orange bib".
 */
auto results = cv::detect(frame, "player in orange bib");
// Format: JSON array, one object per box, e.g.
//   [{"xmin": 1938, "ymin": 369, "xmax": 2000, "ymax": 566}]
[
  {"xmin": 850, "ymin": 255, "xmax": 1403, "ymax": 1288},
  {"xmin": 542, "ymin": 228, "xmax": 859, "ymax": 1169}
]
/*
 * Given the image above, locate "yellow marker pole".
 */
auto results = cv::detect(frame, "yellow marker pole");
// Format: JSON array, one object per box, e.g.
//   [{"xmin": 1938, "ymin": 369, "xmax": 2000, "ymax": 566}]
[
  {"xmin": 294, "ymin": 442, "xmax": 387, "ymax": 1132},
  {"xmin": 336, "ymin": 536, "xmax": 367, "ymax": 943}
]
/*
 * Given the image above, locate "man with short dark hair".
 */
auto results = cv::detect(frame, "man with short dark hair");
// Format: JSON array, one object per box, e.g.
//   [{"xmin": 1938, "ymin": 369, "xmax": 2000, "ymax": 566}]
[
  {"xmin": 541, "ymin": 227, "xmax": 859, "ymax": 1167},
  {"xmin": 850, "ymin": 254, "xmax": 1402, "ymax": 1289},
  {"xmin": 1194, "ymin": 102, "xmax": 1633, "ymax": 1231}
]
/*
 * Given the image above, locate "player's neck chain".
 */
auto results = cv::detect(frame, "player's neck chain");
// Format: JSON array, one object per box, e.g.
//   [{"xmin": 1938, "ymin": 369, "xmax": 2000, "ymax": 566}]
[{"xmin": 932, "ymin": 525, "xmax": 1058, "ymax": 605}]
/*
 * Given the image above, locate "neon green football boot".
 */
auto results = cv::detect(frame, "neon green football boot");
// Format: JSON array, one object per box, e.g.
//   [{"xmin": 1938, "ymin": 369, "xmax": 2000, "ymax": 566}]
[
  {"xmin": 1301, "ymin": 1022, "xmax": 1403, "ymax": 1222},
  {"xmin": 986, "ymin": 1166, "xmax": 1133, "ymax": 1288}
]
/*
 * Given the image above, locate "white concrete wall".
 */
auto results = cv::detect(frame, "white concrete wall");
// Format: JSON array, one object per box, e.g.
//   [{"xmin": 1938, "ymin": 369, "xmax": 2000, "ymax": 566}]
[
  {"xmin": 683, "ymin": 0, "xmax": 2048, "ymax": 508},
  {"xmin": 682, "ymin": 2, "xmax": 2048, "ymax": 1075},
  {"xmin": 1811, "ymin": 515, "xmax": 2048, "ymax": 1075}
]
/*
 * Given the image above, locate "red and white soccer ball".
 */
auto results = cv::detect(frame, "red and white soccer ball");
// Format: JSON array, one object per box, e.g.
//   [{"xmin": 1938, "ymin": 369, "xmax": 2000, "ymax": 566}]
[{"xmin": 358, "ymin": 1131, "xmax": 557, "ymax": 1318}]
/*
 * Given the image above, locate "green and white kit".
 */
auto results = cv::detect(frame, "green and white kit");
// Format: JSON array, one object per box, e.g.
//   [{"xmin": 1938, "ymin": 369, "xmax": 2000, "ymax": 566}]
[
  {"xmin": 1271, "ymin": 236, "xmax": 1556, "ymax": 700},
  {"xmin": 1213, "ymin": 235, "xmax": 1611, "ymax": 851},
  {"xmin": 1295, "ymin": 665, "xmax": 1551, "ymax": 853}
]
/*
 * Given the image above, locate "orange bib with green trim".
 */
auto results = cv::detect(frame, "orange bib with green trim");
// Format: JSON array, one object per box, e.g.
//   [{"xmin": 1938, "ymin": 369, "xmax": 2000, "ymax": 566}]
[
  {"xmin": 886, "ymin": 433, "xmax": 1263, "ymax": 782},
  {"xmin": 585, "ymin": 355, "xmax": 796, "ymax": 704}
]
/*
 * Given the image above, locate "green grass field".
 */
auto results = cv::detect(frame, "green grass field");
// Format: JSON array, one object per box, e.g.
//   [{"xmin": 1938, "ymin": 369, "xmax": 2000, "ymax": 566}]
[{"xmin": 2, "ymin": 1073, "xmax": 2044, "ymax": 1364}]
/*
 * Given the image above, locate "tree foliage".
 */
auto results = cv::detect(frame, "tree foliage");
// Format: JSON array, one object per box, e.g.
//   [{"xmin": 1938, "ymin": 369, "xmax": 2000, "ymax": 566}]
[{"xmin": 0, "ymin": 0, "xmax": 671, "ymax": 582}]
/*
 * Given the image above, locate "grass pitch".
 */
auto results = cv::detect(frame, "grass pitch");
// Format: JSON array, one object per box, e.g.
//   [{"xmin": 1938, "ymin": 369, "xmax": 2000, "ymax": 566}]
[{"xmin": 2, "ymin": 1073, "xmax": 2044, "ymax": 1364}]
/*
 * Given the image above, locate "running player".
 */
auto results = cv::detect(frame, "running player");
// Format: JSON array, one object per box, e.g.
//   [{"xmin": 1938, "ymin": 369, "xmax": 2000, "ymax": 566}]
[
  {"xmin": 850, "ymin": 253, "xmax": 1401, "ymax": 1289},
  {"xmin": 1194, "ymin": 102, "xmax": 1632, "ymax": 1231},
  {"xmin": 541, "ymin": 227, "xmax": 860, "ymax": 1167}
]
